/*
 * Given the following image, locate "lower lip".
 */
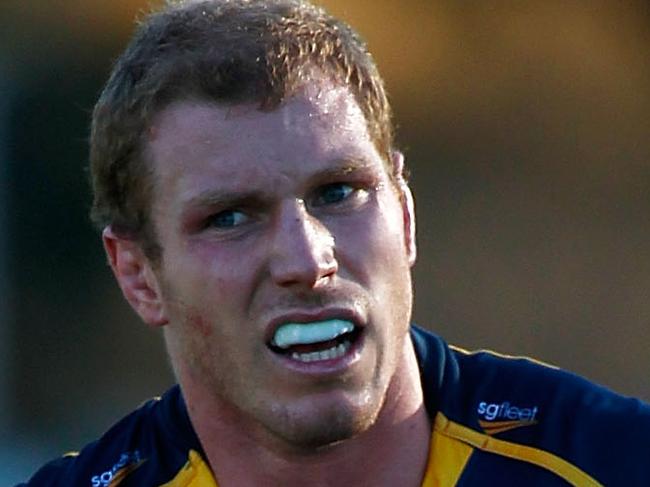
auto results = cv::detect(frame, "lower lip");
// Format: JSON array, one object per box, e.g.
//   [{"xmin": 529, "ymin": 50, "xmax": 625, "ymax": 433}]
[{"xmin": 269, "ymin": 331, "xmax": 365, "ymax": 375}]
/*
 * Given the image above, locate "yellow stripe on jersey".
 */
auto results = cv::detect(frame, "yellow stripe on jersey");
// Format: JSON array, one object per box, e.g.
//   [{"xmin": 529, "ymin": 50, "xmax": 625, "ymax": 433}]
[
  {"xmin": 159, "ymin": 414, "xmax": 600, "ymax": 487},
  {"xmin": 449, "ymin": 345, "xmax": 559, "ymax": 370},
  {"xmin": 160, "ymin": 450, "xmax": 218, "ymax": 487},
  {"xmin": 422, "ymin": 421, "xmax": 473, "ymax": 486},
  {"xmin": 434, "ymin": 413, "xmax": 603, "ymax": 487}
]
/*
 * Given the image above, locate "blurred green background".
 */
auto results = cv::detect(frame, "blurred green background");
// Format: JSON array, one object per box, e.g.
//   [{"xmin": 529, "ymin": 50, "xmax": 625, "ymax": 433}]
[{"xmin": 2, "ymin": 0, "xmax": 649, "ymax": 482}]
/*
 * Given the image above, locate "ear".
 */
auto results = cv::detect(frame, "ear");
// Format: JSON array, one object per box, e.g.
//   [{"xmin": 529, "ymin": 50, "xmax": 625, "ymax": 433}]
[
  {"xmin": 391, "ymin": 151, "xmax": 417, "ymax": 266},
  {"xmin": 102, "ymin": 226, "xmax": 169, "ymax": 327}
]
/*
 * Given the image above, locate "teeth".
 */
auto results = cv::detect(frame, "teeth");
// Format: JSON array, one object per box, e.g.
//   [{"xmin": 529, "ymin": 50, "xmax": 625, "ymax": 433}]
[{"xmin": 290, "ymin": 341, "xmax": 350, "ymax": 363}]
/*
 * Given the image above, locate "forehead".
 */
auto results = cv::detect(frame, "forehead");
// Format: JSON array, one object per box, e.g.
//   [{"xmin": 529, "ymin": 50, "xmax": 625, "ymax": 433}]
[
  {"xmin": 145, "ymin": 80, "xmax": 383, "ymax": 189},
  {"xmin": 148, "ymin": 80, "xmax": 365, "ymax": 144}
]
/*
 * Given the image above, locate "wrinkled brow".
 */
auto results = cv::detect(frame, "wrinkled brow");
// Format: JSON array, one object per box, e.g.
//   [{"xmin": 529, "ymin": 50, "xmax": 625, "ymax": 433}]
[{"xmin": 181, "ymin": 157, "xmax": 378, "ymax": 210}]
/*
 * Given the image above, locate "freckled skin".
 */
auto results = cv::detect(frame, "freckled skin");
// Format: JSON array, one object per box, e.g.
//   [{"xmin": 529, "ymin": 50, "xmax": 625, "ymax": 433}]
[{"xmin": 132, "ymin": 78, "xmax": 426, "ymax": 484}]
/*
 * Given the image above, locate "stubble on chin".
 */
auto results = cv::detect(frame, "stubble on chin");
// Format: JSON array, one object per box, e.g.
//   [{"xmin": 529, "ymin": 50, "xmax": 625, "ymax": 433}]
[
  {"xmin": 162, "ymin": 292, "xmax": 409, "ymax": 455},
  {"xmin": 260, "ymin": 391, "xmax": 380, "ymax": 452}
]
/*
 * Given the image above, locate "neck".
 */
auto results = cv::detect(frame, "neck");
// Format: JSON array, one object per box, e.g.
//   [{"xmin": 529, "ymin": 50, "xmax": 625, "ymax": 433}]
[{"xmin": 182, "ymin": 339, "xmax": 431, "ymax": 487}]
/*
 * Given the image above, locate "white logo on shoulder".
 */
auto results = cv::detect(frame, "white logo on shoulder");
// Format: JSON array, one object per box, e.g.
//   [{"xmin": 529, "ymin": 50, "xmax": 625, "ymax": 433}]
[
  {"xmin": 477, "ymin": 401, "xmax": 539, "ymax": 435},
  {"xmin": 477, "ymin": 401, "xmax": 539, "ymax": 421},
  {"xmin": 91, "ymin": 450, "xmax": 144, "ymax": 487}
]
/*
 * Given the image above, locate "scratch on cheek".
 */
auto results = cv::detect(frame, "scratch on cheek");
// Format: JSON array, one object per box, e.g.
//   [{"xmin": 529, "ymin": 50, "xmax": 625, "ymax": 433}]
[
  {"xmin": 186, "ymin": 310, "xmax": 213, "ymax": 337},
  {"xmin": 147, "ymin": 125, "xmax": 158, "ymax": 141}
]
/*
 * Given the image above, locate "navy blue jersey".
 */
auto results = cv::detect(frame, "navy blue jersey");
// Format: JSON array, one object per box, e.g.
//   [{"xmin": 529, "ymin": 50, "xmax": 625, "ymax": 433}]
[{"xmin": 19, "ymin": 325, "xmax": 650, "ymax": 486}]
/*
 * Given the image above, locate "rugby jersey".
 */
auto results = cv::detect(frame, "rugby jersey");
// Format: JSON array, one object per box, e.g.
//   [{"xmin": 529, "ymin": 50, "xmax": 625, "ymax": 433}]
[{"xmin": 19, "ymin": 325, "xmax": 650, "ymax": 486}]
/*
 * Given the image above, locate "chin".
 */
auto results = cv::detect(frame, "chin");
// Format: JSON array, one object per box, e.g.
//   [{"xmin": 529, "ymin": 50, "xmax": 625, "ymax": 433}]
[
  {"xmin": 271, "ymin": 412, "xmax": 368, "ymax": 451},
  {"xmin": 263, "ymin": 392, "xmax": 382, "ymax": 451}
]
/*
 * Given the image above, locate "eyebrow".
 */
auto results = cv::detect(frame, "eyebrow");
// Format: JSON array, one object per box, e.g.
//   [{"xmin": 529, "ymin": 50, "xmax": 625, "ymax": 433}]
[
  {"xmin": 181, "ymin": 157, "xmax": 378, "ymax": 210},
  {"xmin": 314, "ymin": 158, "xmax": 376, "ymax": 177},
  {"xmin": 181, "ymin": 189, "xmax": 270, "ymax": 212}
]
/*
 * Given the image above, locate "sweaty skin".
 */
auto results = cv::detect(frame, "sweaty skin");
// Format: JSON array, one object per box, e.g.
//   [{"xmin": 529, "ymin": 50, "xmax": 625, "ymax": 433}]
[{"xmin": 105, "ymin": 78, "xmax": 429, "ymax": 486}]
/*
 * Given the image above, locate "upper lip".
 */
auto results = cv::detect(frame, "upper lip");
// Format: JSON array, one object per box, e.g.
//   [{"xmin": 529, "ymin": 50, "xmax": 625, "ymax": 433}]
[{"xmin": 264, "ymin": 307, "xmax": 365, "ymax": 345}]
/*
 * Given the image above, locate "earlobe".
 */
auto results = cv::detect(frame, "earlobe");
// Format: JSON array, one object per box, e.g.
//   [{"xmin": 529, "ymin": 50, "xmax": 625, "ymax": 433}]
[
  {"xmin": 391, "ymin": 151, "xmax": 417, "ymax": 266},
  {"xmin": 102, "ymin": 227, "xmax": 169, "ymax": 327}
]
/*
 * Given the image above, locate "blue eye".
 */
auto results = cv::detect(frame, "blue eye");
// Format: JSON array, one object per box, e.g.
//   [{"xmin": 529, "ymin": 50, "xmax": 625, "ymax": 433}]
[
  {"xmin": 208, "ymin": 209, "xmax": 247, "ymax": 229},
  {"xmin": 316, "ymin": 183, "xmax": 354, "ymax": 206}
]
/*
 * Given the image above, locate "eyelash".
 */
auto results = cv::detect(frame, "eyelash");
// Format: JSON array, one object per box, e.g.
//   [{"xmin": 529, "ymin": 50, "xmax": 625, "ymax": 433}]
[
  {"xmin": 203, "ymin": 181, "xmax": 371, "ymax": 232},
  {"xmin": 312, "ymin": 182, "xmax": 357, "ymax": 207},
  {"xmin": 207, "ymin": 209, "xmax": 248, "ymax": 229}
]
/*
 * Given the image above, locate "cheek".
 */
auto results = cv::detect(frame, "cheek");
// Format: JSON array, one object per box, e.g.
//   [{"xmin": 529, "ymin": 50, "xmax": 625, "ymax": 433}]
[
  {"xmin": 184, "ymin": 238, "xmax": 261, "ymax": 284},
  {"xmin": 186, "ymin": 308, "xmax": 214, "ymax": 338},
  {"xmin": 170, "ymin": 241, "xmax": 251, "ymax": 295},
  {"xmin": 161, "ymin": 256, "xmax": 242, "ymax": 334},
  {"xmin": 337, "ymin": 202, "xmax": 407, "ymax": 263}
]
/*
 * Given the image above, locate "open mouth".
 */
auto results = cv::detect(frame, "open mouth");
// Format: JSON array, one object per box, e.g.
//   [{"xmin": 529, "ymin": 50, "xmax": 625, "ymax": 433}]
[{"xmin": 267, "ymin": 319, "xmax": 362, "ymax": 363}]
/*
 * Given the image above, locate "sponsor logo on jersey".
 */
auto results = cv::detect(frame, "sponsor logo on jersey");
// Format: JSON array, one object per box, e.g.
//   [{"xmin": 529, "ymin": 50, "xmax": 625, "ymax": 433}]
[
  {"xmin": 91, "ymin": 450, "xmax": 146, "ymax": 487},
  {"xmin": 477, "ymin": 401, "xmax": 539, "ymax": 435}
]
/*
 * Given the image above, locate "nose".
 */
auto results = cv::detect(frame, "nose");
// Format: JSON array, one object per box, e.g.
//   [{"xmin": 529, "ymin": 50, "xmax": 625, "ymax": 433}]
[{"xmin": 268, "ymin": 200, "xmax": 338, "ymax": 288}]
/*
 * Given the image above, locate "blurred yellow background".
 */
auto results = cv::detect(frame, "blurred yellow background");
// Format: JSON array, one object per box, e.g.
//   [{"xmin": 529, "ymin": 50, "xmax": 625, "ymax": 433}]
[{"xmin": 1, "ymin": 0, "xmax": 648, "ymax": 482}]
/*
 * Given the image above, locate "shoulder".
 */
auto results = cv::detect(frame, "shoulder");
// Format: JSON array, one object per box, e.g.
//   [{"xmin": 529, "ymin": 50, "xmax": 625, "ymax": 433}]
[
  {"xmin": 18, "ymin": 386, "xmax": 201, "ymax": 487},
  {"xmin": 411, "ymin": 325, "xmax": 650, "ymax": 485}
]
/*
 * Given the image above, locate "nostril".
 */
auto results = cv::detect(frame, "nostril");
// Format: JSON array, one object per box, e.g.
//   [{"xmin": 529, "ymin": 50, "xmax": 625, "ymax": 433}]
[{"xmin": 270, "ymin": 252, "xmax": 337, "ymax": 288}]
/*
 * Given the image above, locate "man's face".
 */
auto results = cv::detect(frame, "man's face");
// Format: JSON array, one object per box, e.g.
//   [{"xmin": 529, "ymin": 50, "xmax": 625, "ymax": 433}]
[{"xmin": 145, "ymin": 80, "xmax": 416, "ymax": 448}]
